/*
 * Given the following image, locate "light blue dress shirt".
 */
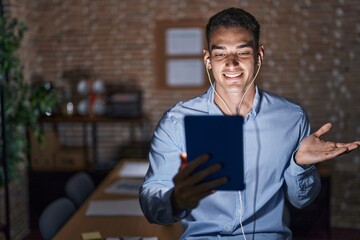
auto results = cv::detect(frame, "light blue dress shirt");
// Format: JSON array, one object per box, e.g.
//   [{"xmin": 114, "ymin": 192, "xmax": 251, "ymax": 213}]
[{"xmin": 139, "ymin": 87, "xmax": 321, "ymax": 240}]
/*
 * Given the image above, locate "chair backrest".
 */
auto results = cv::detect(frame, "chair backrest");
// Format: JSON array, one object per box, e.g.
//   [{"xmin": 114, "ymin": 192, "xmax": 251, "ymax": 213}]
[
  {"xmin": 38, "ymin": 197, "xmax": 76, "ymax": 240},
  {"xmin": 65, "ymin": 171, "xmax": 95, "ymax": 207}
]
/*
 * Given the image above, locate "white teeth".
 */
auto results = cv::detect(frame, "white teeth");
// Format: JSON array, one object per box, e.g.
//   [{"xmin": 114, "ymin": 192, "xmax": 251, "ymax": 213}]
[{"xmin": 224, "ymin": 73, "xmax": 241, "ymax": 78}]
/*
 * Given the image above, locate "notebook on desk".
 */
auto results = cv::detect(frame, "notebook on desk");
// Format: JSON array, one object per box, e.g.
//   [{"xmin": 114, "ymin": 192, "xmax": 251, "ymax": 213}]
[{"xmin": 184, "ymin": 115, "xmax": 245, "ymax": 191}]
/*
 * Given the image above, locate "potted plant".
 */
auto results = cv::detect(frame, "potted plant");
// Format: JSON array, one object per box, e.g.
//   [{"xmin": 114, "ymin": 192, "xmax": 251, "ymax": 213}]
[{"xmin": 0, "ymin": 17, "xmax": 58, "ymax": 181}]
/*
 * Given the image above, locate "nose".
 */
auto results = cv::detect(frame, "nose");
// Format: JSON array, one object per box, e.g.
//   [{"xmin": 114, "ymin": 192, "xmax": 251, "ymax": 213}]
[{"xmin": 225, "ymin": 53, "xmax": 240, "ymax": 67}]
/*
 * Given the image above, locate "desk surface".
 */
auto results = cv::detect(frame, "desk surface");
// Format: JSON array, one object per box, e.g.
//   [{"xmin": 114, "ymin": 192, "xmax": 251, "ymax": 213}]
[{"xmin": 54, "ymin": 160, "xmax": 183, "ymax": 240}]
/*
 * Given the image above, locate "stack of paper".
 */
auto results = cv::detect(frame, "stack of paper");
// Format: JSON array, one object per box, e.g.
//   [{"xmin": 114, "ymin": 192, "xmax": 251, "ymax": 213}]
[
  {"xmin": 104, "ymin": 178, "xmax": 143, "ymax": 196},
  {"xmin": 119, "ymin": 161, "xmax": 149, "ymax": 178},
  {"xmin": 85, "ymin": 199, "xmax": 143, "ymax": 216}
]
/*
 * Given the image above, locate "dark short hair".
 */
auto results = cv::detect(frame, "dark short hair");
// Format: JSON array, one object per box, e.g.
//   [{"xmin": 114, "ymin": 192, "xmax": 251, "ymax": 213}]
[{"xmin": 206, "ymin": 8, "xmax": 260, "ymax": 51}]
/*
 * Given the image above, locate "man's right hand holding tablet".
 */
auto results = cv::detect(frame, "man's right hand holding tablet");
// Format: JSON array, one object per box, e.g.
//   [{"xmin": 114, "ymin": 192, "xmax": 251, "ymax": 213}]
[{"xmin": 171, "ymin": 152, "xmax": 228, "ymax": 212}]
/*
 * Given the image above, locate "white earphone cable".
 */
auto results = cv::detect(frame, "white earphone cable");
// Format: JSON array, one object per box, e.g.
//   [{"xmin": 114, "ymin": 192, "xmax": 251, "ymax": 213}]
[
  {"xmin": 206, "ymin": 66, "xmax": 233, "ymax": 115},
  {"xmin": 237, "ymin": 61, "xmax": 261, "ymax": 115},
  {"xmin": 206, "ymin": 58, "xmax": 261, "ymax": 240},
  {"xmin": 239, "ymin": 192, "xmax": 247, "ymax": 240}
]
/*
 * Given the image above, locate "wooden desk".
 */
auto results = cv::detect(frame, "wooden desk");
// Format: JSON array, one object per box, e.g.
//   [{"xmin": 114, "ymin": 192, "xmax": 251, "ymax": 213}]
[{"xmin": 54, "ymin": 160, "xmax": 183, "ymax": 240}]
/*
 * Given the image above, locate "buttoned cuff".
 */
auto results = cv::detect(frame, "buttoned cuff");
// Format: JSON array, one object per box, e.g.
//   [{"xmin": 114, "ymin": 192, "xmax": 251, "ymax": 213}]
[
  {"xmin": 166, "ymin": 188, "xmax": 190, "ymax": 221},
  {"xmin": 290, "ymin": 150, "xmax": 316, "ymax": 176}
]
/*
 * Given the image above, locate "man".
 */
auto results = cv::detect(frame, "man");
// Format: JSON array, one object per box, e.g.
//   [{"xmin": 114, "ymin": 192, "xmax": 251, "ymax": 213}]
[{"xmin": 139, "ymin": 8, "xmax": 359, "ymax": 240}]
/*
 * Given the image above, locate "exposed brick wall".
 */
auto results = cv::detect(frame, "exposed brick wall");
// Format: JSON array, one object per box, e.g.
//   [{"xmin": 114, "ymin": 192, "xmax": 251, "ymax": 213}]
[{"xmin": 3, "ymin": 0, "xmax": 360, "ymax": 230}]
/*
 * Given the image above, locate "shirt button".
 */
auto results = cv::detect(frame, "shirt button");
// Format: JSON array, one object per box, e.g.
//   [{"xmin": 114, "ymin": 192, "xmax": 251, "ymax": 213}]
[{"xmin": 225, "ymin": 224, "xmax": 232, "ymax": 231}]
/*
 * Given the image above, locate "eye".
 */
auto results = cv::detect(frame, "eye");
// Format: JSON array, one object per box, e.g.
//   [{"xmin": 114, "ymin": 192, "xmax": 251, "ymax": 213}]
[
  {"xmin": 213, "ymin": 51, "xmax": 227, "ymax": 58},
  {"xmin": 238, "ymin": 51, "xmax": 251, "ymax": 56},
  {"xmin": 215, "ymin": 53, "xmax": 226, "ymax": 57}
]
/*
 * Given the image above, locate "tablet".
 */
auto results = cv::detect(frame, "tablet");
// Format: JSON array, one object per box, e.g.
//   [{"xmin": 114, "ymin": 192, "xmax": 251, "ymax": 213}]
[{"xmin": 184, "ymin": 115, "xmax": 245, "ymax": 191}]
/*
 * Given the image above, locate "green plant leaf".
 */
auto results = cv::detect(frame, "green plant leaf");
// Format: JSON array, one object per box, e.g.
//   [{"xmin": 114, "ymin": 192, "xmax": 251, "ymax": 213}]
[{"xmin": 0, "ymin": 17, "xmax": 59, "ymax": 182}]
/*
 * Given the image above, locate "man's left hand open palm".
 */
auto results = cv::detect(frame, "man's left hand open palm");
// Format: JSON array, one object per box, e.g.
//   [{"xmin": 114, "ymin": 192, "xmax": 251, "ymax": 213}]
[{"xmin": 295, "ymin": 123, "xmax": 360, "ymax": 166}]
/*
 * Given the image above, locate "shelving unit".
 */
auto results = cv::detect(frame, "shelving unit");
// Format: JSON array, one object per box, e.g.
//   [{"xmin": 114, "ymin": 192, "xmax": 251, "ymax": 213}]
[{"xmin": 30, "ymin": 115, "xmax": 150, "ymax": 171}]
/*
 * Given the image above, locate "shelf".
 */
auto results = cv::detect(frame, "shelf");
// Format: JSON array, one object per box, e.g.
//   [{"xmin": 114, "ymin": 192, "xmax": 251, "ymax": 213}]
[
  {"xmin": 39, "ymin": 114, "xmax": 148, "ymax": 123},
  {"xmin": 31, "ymin": 115, "xmax": 151, "ymax": 172}
]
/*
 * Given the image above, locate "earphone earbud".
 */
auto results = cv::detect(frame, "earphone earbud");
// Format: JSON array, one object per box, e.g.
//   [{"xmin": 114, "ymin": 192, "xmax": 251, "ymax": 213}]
[
  {"xmin": 207, "ymin": 58, "xmax": 211, "ymax": 69},
  {"xmin": 257, "ymin": 55, "xmax": 262, "ymax": 66}
]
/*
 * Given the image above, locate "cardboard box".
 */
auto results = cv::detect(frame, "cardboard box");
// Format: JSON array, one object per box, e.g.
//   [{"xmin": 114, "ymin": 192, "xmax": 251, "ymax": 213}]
[
  {"xmin": 30, "ymin": 129, "xmax": 89, "ymax": 171},
  {"xmin": 54, "ymin": 146, "xmax": 87, "ymax": 171},
  {"xmin": 30, "ymin": 130, "xmax": 60, "ymax": 170}
]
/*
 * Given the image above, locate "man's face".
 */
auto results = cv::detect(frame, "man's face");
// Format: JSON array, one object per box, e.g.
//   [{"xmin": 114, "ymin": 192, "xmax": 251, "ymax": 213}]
[{"xmin": 205, "ymin": 27, "xmax": 258, "ymax": 94}]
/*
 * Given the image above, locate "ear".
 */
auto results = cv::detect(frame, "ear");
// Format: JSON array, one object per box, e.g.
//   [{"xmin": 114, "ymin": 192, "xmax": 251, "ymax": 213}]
[
  {"xmin": 257, "ymin": 45, "xmax": 265, "ymax": 65},
  {"xmin": 203, "ymin": 50, "xmax": 211, "ymax": 69}
]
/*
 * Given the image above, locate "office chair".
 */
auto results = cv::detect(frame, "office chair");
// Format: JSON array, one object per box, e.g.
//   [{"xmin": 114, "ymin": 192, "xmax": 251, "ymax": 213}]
[
  {"xmin": 38, "ymin": 197, "xmax": 76, "ymax": 240},
  {"xmin": 65, "ymin": 171, "xmax": 95, "ymax": 207}
]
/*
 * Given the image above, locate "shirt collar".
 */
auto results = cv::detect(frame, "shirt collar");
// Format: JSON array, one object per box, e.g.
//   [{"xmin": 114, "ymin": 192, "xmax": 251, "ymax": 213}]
[{"xmin": 248, "ymin": 86, "xmax": 261, "ymax": 119}]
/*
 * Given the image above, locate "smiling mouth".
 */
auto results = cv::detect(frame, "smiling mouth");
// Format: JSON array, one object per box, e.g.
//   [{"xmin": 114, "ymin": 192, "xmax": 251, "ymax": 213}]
[{"xmin": 223, "ymin": 73, "xmax": 243, "ymax": 78}]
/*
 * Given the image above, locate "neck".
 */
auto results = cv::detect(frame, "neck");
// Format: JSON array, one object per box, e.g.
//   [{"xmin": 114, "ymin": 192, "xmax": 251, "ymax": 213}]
[{"xmin": 214, "ymin": 86, "xmax": 256, "ymax": 116}]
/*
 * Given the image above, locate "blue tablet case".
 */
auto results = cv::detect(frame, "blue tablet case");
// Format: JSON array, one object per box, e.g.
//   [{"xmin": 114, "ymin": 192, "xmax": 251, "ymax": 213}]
[{"xmin": 184, "ymin": 115, "xmax": 245, "ymax": 191}]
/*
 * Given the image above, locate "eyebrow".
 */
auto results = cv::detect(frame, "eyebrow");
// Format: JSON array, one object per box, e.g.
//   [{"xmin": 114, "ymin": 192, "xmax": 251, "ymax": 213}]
[{"xmin": 211, "ymin": 41, "xmax": 254, "ymax": 51}]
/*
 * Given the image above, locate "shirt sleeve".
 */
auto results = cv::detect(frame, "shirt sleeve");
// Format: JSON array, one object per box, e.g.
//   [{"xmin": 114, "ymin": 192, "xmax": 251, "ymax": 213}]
[
  {"xmin": 139, "ymin": 113, "xmax": 189, "ymax": 224},
  {"xmin": 284, "ymin": 110, "xmax": 321, "ymax": 209}
]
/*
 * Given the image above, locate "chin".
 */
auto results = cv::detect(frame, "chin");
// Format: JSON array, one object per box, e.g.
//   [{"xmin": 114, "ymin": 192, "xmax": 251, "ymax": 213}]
[
  {"xmin": 221, "ymin": 85, "xmax": 243, "ymax": 93},
  {"xmin": 216, "ymin": 81, "xmax": 243, "ymax": 93},
  {"xmin": 224, "ymin": 88, "xmax": 242, "ymax": 93}
]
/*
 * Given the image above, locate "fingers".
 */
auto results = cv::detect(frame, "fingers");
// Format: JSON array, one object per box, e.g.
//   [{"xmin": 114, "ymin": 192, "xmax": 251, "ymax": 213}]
[
  {"xmin": 335, "ymin": 142, "xmax": 360, "ymax": 152},
  {"xmin": 174, "ymin": 176, "xmax": 226, "ymax": 210},
  {"xmin": 173, "ymin": 152, "xmax": 226, "ymax": 210},
  {"xmin": 178, "ymin": 176, "xmax": 226, "ymax": 200},
  {"xmin": 322, "ymin": 147, "xmax": 348, "ymax": 161},
  {"xmin": 174, "ymin": 153, "xmax": 219, "ymax": 187},
  {"xmin": 313, "ymin": 122, "xmax": 332, "ymax": 138},
  {"xmin": 335, "ymin": 141, "xmax": 360, "ymax": 149},
  {"xmin": 180, "ymin": 152, "xmax": 187, "ymax": 170},
  {"xmin": 318, "ymin": 140, "xmax": 359, "ymax": 160},
  {"xmin": 192, "ymin": 176, "xmax": 227, "ymax": 193},
  {"xmin": 176, "ymin": 153, "xmax": 209, "ymax": 180},
  {"xmin": 180, "ymin": 163, "xmax": 222, "ymax": 188}
]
